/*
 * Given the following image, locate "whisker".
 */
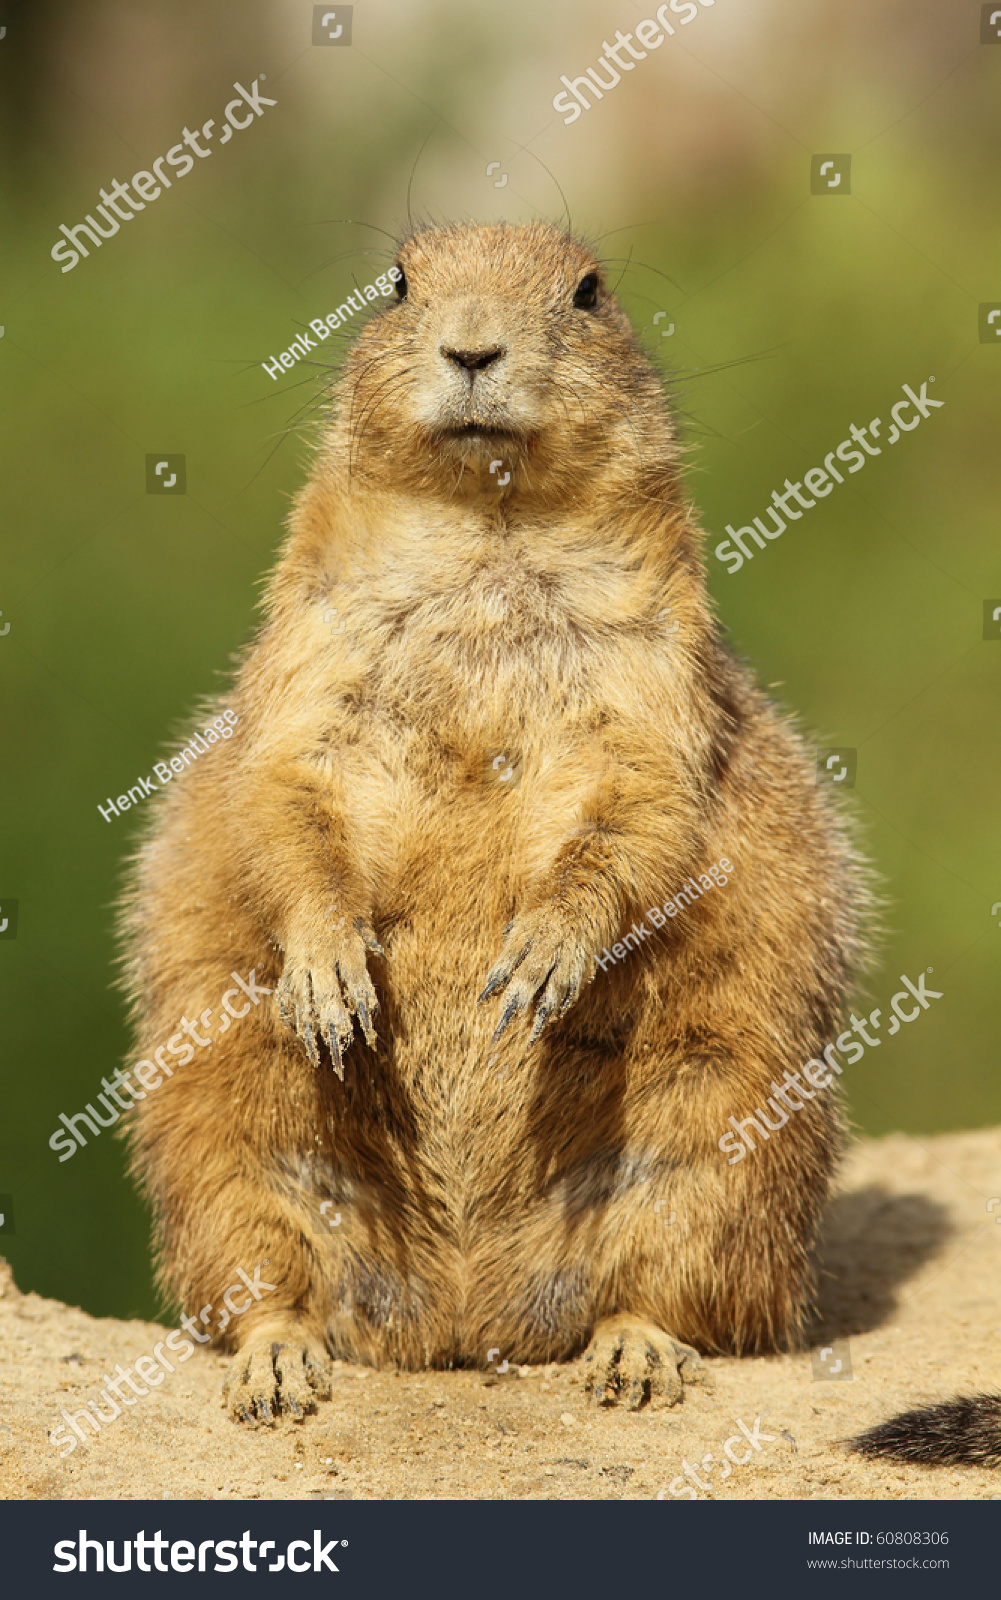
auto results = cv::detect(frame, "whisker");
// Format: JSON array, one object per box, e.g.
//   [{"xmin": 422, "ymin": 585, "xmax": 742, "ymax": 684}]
[
  {"xmin": 607, "ymin": 246, "xmax": 635, "ymax": 297},
  {"xmin": 406, "ymin": 128, "xmax": 440, "ymax": 237},
  {"xmin": 345, "ymin": 347, "xmax": 410, "ymax": 441},
  {"xmin": 597, "ymin": 255, "xmax": 685, "ymax": 293},
  {"xmin": 299, "ymin": 247, "xmax": 395, "ymax": 286},
  {"xmin": 502, "ymin": 145, "xmax": 573, "ymax": 234},
  {"xmin": 671, "ymin": 344, "xmax": 790, "ymax": 382},
  {"xmin": 299, "ymin": 218, "xmax": 400, "ymax": 246},
  {"xmin": 349, "ymin": 368, "xmax": 416, "ymax": 477}
]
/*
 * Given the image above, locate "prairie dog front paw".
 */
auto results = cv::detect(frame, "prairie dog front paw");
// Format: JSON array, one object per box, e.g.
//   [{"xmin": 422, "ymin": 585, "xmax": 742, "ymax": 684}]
[
  {"xmin": 276, "ymin": 914, "xmax": 384, "ymax": 1077},
  {"xmin": 479, "ymin": 905, "xmax": 594, "ymax": 1045}
]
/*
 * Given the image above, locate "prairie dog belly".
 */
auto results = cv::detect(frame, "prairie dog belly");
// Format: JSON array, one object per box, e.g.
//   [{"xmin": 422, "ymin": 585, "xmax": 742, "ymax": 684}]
[{"xmin": 313, "ymin": 775, "xmax": 637, "ymax": 1358}]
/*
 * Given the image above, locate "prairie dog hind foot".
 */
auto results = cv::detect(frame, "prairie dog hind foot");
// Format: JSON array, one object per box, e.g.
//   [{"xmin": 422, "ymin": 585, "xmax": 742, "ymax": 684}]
[
  {"xmin": 583, "ymin": 1315, "xmax": 711, "ymax": 1411},
  {"xmin": 224, "ymin": 1333, "xmax": 333, "ymax": 1426}
]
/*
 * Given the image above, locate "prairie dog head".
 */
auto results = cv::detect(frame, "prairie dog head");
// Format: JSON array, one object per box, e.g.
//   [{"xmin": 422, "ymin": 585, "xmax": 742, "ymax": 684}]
[{"xmin": 333, "ymin": 221, "xmax": 678, "ymax": 506}]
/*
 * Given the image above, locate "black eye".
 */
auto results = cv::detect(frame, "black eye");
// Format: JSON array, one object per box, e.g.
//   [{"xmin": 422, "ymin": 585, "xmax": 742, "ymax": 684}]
[
  {"xmin": 394, "ymin": 267, "xmax": 408, "ymax": 300},
  {"xmin": 573, "ymin": 272, "xmax": 599, "ymax": 310}
]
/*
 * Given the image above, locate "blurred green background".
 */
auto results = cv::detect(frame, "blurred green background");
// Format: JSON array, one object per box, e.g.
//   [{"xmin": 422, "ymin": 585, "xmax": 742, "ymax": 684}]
[{"xmin": 1, "ymin": 0, "xmax": 998, "ymax": 1320}]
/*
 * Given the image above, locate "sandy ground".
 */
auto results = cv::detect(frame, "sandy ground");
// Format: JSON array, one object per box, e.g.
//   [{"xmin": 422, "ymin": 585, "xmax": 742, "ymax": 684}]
[{"xmin": 3, "ymin": 1127, "xmax": 1001, "ymax": 1503}]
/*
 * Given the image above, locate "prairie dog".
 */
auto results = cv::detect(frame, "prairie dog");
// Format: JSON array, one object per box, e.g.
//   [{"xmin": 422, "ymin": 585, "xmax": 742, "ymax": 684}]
[{"xmin": 120, "ymin": 221, "xmax": 869, "ymax": 1424}]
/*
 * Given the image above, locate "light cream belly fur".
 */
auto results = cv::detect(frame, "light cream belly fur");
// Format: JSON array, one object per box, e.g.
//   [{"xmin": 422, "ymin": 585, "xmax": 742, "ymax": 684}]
[{"xmin": 298, "ymin": 855, "xmax": 699, "ymax": 1368}]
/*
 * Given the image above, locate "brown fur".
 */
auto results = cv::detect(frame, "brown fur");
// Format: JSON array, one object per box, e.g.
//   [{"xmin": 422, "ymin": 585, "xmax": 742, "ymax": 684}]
[{"xmin": 118, "ymin": 221, "xmax": 870, "ymax": 1423}]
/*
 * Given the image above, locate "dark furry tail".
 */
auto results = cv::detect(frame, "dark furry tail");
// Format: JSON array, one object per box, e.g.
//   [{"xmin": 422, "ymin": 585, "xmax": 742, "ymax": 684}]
[{"xmin": 849, "ymin": 1394, "xmax": 1001, "ymax": 1467}]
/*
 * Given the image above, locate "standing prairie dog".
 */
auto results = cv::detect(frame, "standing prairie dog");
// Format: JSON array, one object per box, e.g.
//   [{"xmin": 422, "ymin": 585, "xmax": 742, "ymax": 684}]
[{"xmin": 119, "ymin": 221, "xmax": 869, "ymax": 1424}]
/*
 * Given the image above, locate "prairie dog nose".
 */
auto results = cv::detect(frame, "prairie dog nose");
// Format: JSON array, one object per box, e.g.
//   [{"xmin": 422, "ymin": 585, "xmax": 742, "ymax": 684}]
[{"xmin": 440, "ymin": 344, "xmax": 505, "ymax": 374}]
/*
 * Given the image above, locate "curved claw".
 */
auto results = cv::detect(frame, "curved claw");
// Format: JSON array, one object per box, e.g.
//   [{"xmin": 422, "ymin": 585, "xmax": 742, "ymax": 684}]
[
  {"xmin": 299, "ymin": 1010, "xmax": 321, "ymax": 1068},
  {"xmin": 479, "ymin": 969, "xmax": 507, "ymax": 1004},
  {"xmin": 527, "ymin": 1004, "xmax": 554, "ymax": 1045},
  {"xmin": 491, "ymin": 995, "xmax": 527, "ymax": 1045},
  {"xmin": 355, "ymin": 999, "xmax": 376, "ymax": 1049},
  {"xmin": 325, "ymin": 1023, "xmax": 345, "ymax": 1081},
  {"xmin": 479, "ymin": 938, "xmax": 533, "ymax": 1005}
]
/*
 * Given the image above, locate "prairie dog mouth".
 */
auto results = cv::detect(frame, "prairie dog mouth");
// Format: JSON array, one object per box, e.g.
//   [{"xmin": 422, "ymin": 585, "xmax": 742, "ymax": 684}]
[{"xmin": 438, "ymin": 424, "xmax": 525, "ymax": 440}]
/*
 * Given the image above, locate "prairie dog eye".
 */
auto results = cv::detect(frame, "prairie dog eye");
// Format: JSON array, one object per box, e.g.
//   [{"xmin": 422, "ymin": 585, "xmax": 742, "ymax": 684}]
[
  {"xmin": 573, "ymin": 272, "xmax": 599, "ymax": 310},
  {"xmin": 394, "ymin": 267, "xmax": 408, "ymax": 300}
]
